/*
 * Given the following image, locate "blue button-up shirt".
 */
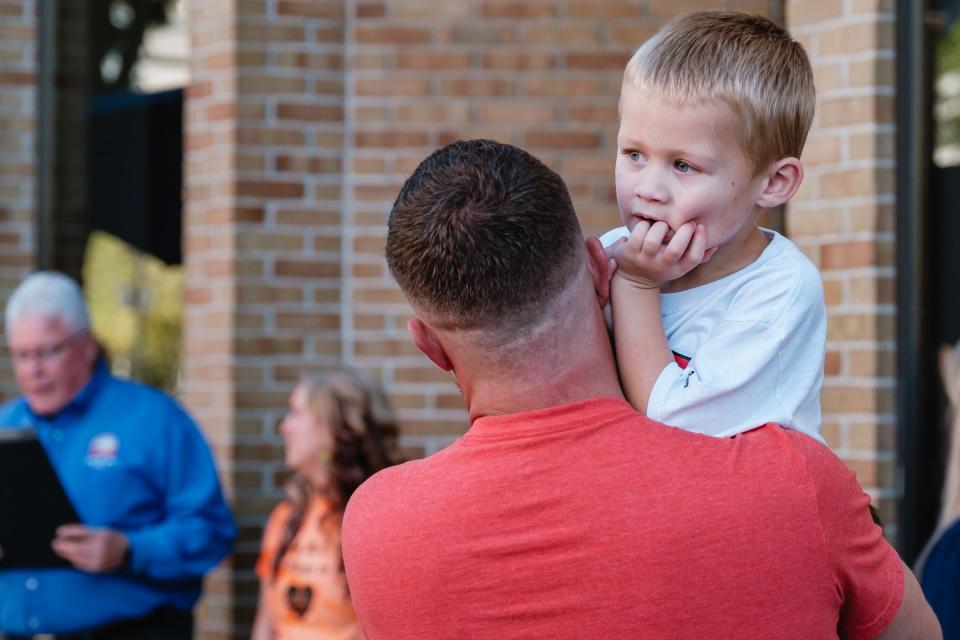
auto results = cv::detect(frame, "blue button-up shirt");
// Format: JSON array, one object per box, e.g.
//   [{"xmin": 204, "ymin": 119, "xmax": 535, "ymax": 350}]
[{"xmin": 0, "ymin": 362, "xmax": 236, "ymax": 635}]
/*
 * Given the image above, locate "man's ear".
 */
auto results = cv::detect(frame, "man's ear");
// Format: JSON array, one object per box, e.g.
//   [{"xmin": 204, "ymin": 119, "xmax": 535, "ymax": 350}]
[
  {"xmin": 407, "ymin": 318, "xmax": 453, "ymax": 371},
  {"xmin": 756, "ymin": 157, "xmax": 804, "ymax": 208},
  {"xmin": 585, "ymin": 236, "xmax": 613, "ymax": 307},
  {"xmin": 80, "ymin": 332, "xmax": 100, "ymax": 369}
]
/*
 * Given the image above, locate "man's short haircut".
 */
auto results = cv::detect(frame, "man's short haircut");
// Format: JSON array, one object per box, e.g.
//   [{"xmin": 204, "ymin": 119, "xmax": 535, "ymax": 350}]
[
  {"xmin": 5, "ymin": 271, "xmax": 90, "ymax": 335},
  {"xmin": 623, "ymin": 10, "xmax": 815, "ymax": 172},
  {"xmin": 386, "ymin": 139, "xmax": 583, "ymax": 335}
]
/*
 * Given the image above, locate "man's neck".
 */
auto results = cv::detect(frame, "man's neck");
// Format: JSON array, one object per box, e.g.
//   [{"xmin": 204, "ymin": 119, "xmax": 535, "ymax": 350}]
[
  {"xmin": 466, "ymin": 370, "xmax": 624, "ymax": 423},
  {"xmin": 453, "ymin": 303, "xmax": 625, "ymax": 424}
]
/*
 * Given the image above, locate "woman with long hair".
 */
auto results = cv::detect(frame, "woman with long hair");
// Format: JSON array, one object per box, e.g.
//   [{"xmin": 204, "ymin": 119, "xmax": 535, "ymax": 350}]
[{"xmin": 252, "ymin": 369, "xmax": 400, "ymax": 639}]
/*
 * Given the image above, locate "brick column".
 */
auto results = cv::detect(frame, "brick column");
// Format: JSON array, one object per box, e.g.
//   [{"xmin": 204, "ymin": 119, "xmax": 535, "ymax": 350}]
[
  {"xmin": 182, "ymin": 1, "xmax": 346, "ymax": 637},
  {"xmin": 181, "ymin": 2, "xmax": 239, "ymax": 636},
  {"xmin": 0, "ymin": 0, "xmax": 39, "ymax": 398},
  {"xmin": 786, "ymin": 0, "xmax": 898, "ymax": 529}
]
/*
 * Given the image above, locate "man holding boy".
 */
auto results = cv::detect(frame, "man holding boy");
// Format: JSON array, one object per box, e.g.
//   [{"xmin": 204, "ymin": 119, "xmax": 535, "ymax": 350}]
[{"xmin": 341, "ymin": 139, "xmax": 938, "ymax": 638}]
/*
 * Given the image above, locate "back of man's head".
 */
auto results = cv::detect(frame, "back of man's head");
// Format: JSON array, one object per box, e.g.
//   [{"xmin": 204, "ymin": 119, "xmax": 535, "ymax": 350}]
[
  {"xmin": 386, "ymin": 140, "xmax": 584, "ymax": 338},
  {"xmin": 623, "ymin": 10, "xmax": 815, "ymax": 172},
  {"xmin": 5, "ymin": 271, "xmax": 90, "ymax": 335}
]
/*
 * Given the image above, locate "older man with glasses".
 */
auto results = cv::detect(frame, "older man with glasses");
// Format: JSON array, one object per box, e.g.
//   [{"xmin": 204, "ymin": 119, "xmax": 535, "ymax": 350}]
[{"xmin": 0, "ymin": 271, "xmax": 235, "ymax": 640}]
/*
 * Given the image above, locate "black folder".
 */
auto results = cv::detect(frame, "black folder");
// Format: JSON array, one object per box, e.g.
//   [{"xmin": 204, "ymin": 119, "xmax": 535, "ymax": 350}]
[{"xmin": 0, "ymin": 428, "xmax": 81, "ymax": 568}]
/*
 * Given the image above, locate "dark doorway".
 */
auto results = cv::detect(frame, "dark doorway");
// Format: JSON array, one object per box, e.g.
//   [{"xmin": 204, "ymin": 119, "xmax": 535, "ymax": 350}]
[
  {"xmin": 88, "ymin": 88, "xmax": 183, "ymax": 266},
  {"xmin": 896, "ymin": 0, "xmax": 960, "ymax": 564},
  {"xmin": 38, "ymin": 0, "xmax": 184, "ymax": 276}
]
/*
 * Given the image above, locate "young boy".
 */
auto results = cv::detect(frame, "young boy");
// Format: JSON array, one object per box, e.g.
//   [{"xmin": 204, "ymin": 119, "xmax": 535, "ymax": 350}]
[{"xmin": 602, "ymin": 10, "xmax": 826, "ymax": 441}]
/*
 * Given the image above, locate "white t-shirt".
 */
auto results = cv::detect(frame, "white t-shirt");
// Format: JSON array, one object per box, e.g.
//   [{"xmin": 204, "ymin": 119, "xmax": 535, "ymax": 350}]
[{"xmin": 601, "ymin": 227, "xmax": 825, "ymax": 441}]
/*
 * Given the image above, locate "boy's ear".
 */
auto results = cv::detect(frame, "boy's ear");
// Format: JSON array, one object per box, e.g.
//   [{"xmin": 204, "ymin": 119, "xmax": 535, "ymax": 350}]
[
  {"xmin": 408, "ymin": 318, "xmax": 453, "ymax": 372},
  {"xmin": 756, "ymin": 157, "xmax": 804, "ymax": 208}
]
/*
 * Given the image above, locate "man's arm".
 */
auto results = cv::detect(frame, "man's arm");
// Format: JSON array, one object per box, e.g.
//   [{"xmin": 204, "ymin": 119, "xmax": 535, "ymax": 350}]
[
  {"xmin": 609, "ymin": 220, "xmax": 706, "ymax": 412},
  {"xmin": 874, "ymin": 563, "xmax": 941, "ymax": 640},
  {"xmin": 790, "ymin": 432, "xmax": 939, "ymax": 639},
  {"xmin": 122, "ymin": 402, "xmax": 236, "ymax": 581}
]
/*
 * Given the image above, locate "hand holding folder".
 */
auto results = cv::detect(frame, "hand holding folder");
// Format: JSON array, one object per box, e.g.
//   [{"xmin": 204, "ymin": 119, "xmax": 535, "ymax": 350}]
[{"xmin": 51, "ymin": 524, "xmax": 129, "ymax": 572}]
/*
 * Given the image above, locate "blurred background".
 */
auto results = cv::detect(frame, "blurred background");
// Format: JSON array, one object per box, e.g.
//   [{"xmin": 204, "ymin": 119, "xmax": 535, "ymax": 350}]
[{"xmin": 0, "ymin": 0, "xmax": 958, "ymax": 637}]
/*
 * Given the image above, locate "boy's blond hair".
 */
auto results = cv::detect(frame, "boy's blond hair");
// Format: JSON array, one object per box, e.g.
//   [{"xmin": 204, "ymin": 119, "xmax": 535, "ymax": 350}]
[{"xmin": 623, "ymin": 10, "xmax": 815, "ymax": 173}]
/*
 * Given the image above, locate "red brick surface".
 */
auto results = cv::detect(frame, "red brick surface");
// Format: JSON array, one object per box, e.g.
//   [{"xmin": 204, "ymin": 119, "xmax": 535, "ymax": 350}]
[
  {"xmin": 787, "ymin": 0, "xmax": 898, "ymax": 529},
  {"xmin": 0, "ymin": 0, "xmax": 38, "ymax": 398}
]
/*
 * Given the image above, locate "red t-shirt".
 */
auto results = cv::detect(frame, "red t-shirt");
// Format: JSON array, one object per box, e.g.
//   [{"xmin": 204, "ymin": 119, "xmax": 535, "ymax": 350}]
[{"xmin": 342, "ymin": 398, "xmax": 902, "ymax": 639}]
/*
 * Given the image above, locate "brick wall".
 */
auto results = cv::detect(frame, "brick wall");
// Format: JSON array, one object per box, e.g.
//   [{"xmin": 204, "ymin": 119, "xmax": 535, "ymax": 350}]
[
  {"xmin": 0, "ymin": 0, "xmax": 38, "ymax": 397},
  {"xmin": 785, "ymin": 0, "xmax": 898, "ymax": 529},
  {"xmin": 181, "ymin": 2, "xmax": 240, "ymax": 636},
  {"xmin": 182, "ymin": 1, "xmax": 347, "ymax": 636}
]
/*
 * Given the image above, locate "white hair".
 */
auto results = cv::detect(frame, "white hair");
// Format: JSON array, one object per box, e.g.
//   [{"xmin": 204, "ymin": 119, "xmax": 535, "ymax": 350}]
[{"xmin": 5, "ymin": 271, "xmax": 91, "ymax": 335}]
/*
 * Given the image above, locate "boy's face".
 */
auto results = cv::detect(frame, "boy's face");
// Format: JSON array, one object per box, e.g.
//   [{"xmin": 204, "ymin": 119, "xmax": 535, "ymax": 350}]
[{"xmin": 615, "ymin": 85, "xmax": 768, "ymax": 263}]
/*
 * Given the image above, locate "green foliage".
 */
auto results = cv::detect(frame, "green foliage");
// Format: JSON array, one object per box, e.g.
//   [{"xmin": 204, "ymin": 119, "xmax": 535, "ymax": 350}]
[
  {"xmin": 940, "ymin": 19, "xmax": 960, "ymax": 74},
  {"xmin": 937, "ymin": 19, "xmax": 960, "ymax": 160}
]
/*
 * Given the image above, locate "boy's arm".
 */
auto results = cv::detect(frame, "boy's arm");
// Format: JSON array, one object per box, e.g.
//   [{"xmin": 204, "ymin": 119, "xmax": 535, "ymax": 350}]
[
  {"xmin": 611, "ymin": 277, "xmax": 671, "ymax": 412},
  {"xmin": 610, "ymin": 220, "xmax": 707, "ymax": 413}
]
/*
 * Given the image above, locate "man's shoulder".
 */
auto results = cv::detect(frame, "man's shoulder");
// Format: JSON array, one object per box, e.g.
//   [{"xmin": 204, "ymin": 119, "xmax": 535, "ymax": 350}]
[
  {"xmin": 102, "ymin": 372, "xmax": 171, "ymax": 400},
  {"xmin": 90, "ymin": 375, "xmax": 209, "ymax": 448},
  {"xmin": 344, "ymin": 451, "xmax": 461, "ymax": 538},
  {"xmin": 350, "ymin": 454, "xmax": 449, "ymax": 505},
  {"xmin": 737, "ymin": 423, "xmax": 827, "ymax": 452},
  {"xmin": 736, "ymin": 425, "xmax": 848, "ymax": 490},
  {"xmin": 0, "ymin": 395, "xmax": 27, "ymax": 426},
  {"xmin": 775, "ymin": 426, "xmax": 851, "ymax": 479},
  {"xmin": 99, "ymin": 374, "xmax": 191, "ymax": 418}
]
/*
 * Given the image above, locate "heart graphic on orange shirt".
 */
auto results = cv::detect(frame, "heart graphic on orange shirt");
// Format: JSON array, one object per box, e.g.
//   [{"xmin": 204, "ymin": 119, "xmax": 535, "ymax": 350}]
[{"xmin": 287, "ymin": 584, "xmax": 313, "ymax": 617}]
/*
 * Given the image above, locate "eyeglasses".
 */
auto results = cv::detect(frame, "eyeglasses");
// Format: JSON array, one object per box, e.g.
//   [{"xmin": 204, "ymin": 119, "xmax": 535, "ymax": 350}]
[{"xmin": 6, "ymin": 331, "xmax": 86, "ymax": 367}]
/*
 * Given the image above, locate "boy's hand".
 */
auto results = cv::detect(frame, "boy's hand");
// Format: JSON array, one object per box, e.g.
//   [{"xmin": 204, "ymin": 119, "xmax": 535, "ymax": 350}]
[{"xmin": 613, "ymin": 220, "xmax": 708, "ymax": 288}]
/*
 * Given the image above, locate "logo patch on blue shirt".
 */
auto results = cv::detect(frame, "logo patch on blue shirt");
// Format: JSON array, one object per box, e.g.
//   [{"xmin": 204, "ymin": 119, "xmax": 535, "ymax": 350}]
[{"xmin": 85, "ymin": 432, "xmax": 119, "ymax": 469}]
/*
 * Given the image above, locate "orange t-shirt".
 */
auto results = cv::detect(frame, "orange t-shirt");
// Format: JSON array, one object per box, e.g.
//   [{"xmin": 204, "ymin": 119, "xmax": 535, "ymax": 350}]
[{"xmin": 256, "ymin": 497, "xmax": 361, "ymax": 640}]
